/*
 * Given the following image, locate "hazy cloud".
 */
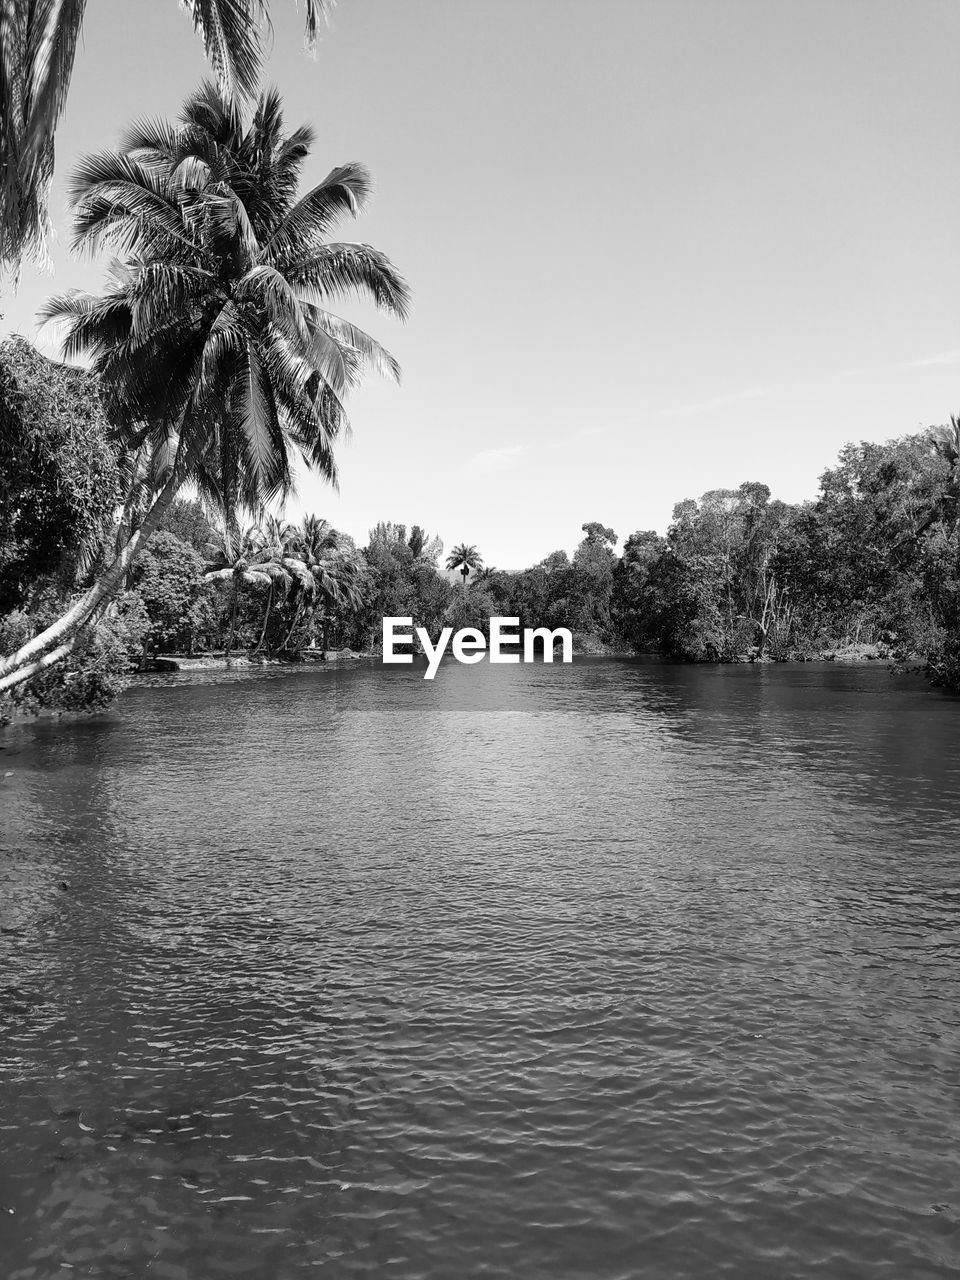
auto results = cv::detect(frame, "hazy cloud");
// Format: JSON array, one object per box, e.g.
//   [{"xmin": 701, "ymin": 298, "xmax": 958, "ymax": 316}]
[
  {"xmin": 658, "ymin": 387, "xmax": 768, "ymax": 418},
  {"xmin": 468, "ymin": 444, "xmax": 525, "ymax": 474},
  {"xmin": 554, "ymin": 419, "xmax": 640, "ymax": 450},
  {"xmin": 907, "ymin": 349, "xmax": 960, "ymax": 369}
]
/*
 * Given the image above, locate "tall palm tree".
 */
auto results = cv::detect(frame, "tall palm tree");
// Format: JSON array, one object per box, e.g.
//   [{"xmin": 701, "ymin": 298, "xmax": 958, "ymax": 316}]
[
  {"xmin": 312, "ymin": 543, "xmax": 367, "ymax": 648},
  {"xmin": 204, "ymin": 521, "xmax": 279, "ymax": 656},
  {"xmin": 252, "ymin": 513, "xmax": 311, "ymax": 652},
  {"xmin": 0, "ymin": 0, "xmax": 332, "ymax": 271},
  {"xmin": 446, "ymin": 543, "xmax": 483, "ymax": 591},
  {"xmin": 0, "ymin": 81, "xmax": 407, "ymax": 693},
  {"xmin": 280, "ymin": 514, "xmax": 366, "ymax": 650}
]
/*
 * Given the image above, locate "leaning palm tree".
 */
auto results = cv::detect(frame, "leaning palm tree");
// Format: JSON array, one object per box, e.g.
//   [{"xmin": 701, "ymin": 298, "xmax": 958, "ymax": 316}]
[
  {"xmin": 446, "ymin": 543, "xmax": 483, "ymax": 591},
  {"xmin": 0, "ymin": 81, "xmax": 407, "ymax": 694},
  {"xmin": 0, "ymin": 0, "xmax": 332, "ymax": 272}
]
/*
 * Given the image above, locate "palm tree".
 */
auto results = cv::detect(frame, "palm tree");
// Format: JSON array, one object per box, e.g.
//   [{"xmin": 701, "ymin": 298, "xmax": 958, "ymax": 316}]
[
  {"xmin": 0, "ymin": 1, "xmax": 332, "ymax": 271},
  {"xmin": 446, "ymin": 543, "xmax": 483, "ymax": 591},
  {"xmin": 0, "ymin": 82, "xmax": 408, "ymax": 694},
  {"xmin": 931, "ymin": 416, "xmax": 960, "ymax": 531},
  {"xmin": 312, "ymin": 544, "xmax": 367, "ymax": 649},
  {"xmin": 249, "ymin": 513, "xmax": 312, "ymax": 654},
  {"xmin": 204, "ymin": 522, "xmax": 279, "ymax": 656},
  {"xmin": 280, "ymin": 514, "xmax": 367, "ymax": 650}
]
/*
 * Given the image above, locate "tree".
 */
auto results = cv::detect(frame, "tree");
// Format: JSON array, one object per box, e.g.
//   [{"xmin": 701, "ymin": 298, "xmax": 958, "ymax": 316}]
[
  {"xmin": 444, "ymin": 583, "xmax": 498, "ymax": 635},
  {"xmin": 158, "ymin": 498, "xmax": 215, "ymax": 553},
  {"xmin": 0, "ymin": 0, "xmax": 332, "ymax": 271},
  {"xmin": 278, "ymin": 514, "xmax": 367, "ymax": 651},
  {"xmin": 0, "ymin": 81, "xmax": 408, "ymax": 693},
  {"xmin": 804, "ymin": 435, "xmax": 949, "ymax": 648},
  {"xmin": 359, "ymin": 522, "xmax": 451, "ymax": 649},
  {"xmin": 446, "ymin": 543, "xmax": 483, "ymax": 590},
  {"xmin": 129, "ymin": 529, "xmax": 214, "ymax": 657},
  {"xmin": 407, "ymin": 524, "xmax": 443, "ymax": 564},
  {"xmin": 571, "ymin": 522, "xmax": 617, "ymax": 636},
  {"xmin": 540, "ymin": 549, "xmax": 570, "ymax": 573},
  {"xmin": 250, "ymin": 513, "xmax": 312, "ymax": 652},
  {"xmin": 0, "ymin": 337, "xmax": 121, "ymax": 612},
  {"xmin": 612, "ymin": 529, "xmax": 669, "ymax": 652},
  {"xmin": 204, "ymin": 522, "xmax": 281, "ymax": 656},
  {"xmin": 922, "ymin": 416, "xmax": 960, "ymax": 537}
]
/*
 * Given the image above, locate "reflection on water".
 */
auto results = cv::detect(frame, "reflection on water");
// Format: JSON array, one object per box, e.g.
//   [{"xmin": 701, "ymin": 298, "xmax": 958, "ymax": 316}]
[{"xmin": 1, "ymin": 659, "xmax": 959, "ymax": 1278}]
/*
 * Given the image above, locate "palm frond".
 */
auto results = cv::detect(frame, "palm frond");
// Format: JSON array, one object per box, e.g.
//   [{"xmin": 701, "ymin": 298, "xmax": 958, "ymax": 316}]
[
  {"xmin": 286, "ymin": 241, "xmax": 411, "ymax": 319},
  {"xmin": 263, "ymin": 163, "xmax": 372, "ymax": 264},
  {"xmin": 1, "ymin": 0, "xmax": 87, "ymax": 268},
  {"xmin": 303, "ymin": 303, "xmax": 401, "ymax": 382},
  {"xmin": 236, "ymin": 263, "xmax": 309, "ymax": 346},
  {"xmin": 186, "ymin": 1, "xmax": 263, "ymax": 103}
]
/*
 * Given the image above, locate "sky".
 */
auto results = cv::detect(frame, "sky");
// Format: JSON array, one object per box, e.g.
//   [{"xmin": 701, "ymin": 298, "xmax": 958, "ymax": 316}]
[{"xmin": 2, "ymin": 0, "xmax": 959, "ymax": 567}]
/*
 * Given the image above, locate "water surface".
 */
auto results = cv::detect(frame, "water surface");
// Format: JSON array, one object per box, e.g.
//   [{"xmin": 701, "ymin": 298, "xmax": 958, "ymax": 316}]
[{"xmin": 1, "ymin": 659, "xmax": 959, "ymax": 1278}]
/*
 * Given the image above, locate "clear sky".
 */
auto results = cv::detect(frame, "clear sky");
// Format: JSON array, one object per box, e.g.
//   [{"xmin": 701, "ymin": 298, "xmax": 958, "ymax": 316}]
[{"xmin": 2, "ymin": 0, "xmax": 959, "ymax": 567}]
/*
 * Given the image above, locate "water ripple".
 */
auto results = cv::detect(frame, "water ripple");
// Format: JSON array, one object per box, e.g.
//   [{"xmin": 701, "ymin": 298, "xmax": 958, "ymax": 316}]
[{"xmin": 1, "ymin": 660, "xmax": 959, "ymax": 1278}]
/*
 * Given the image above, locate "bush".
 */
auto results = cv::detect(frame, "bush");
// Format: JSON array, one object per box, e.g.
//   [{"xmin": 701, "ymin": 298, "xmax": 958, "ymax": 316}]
[{"xmin": 0, "ymin": 593, "xmax": 147, "ymax": 720}]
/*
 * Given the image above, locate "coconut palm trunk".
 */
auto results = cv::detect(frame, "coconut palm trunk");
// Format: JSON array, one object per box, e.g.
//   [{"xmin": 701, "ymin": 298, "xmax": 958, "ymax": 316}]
[
  {"xmin": 256, "ymin": 581, "xmax": 275, "ymax": 653},
  {"xmin": 281, "ymin": 596, "xmax": 306, "ymax": 651},
  {"xmin": 225, "ymin": 580, "xmax": 241, "ymax": 659}
]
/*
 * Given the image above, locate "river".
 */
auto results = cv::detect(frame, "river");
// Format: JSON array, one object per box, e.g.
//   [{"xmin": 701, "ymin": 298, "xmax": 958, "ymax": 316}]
[{"xmin": 1, "ymin": 659, "xmax": 959, "ymax": 1278}]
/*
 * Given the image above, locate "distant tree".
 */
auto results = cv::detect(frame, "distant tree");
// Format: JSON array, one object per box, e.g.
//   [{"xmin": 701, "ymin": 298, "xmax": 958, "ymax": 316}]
[
  {"xmin": 407, "ymin": 524, "xmax": 443, "ymax": 564},
  {"xmin": 279, "ymin": 515, "xmax": 368, "ymax": 651},
  {"xmin": 444, "ymin": 584, "xmax": 498, "ymax": 635},
  {"xmin": 408, "ymin": 525, "xmax": 427, "ymax": 559},
  {"xmin": 612, "ymin": 529, "xmax": 669, "ymax": 651},
  {"xmin": 204, "ymin": 524, "xmax": 287, "ymax": 657},
  {"xmin": 571, "ymin": 522, "xmax": 618, "ymax": 636},
  {"xmin": 158, "ymin": 499, "xmax": 216, "ymax": 555},
  {"xmin": 129, "ymin": 530, "xmax": 215, "ymax": 657},
  {"xmin": 804, "ymin": 435, "xmax": 949, "ymax": 647},
  {"xmin": 539, "ymin": 549, "xmax": 570, "ymax": 573},
  {"xmin": 446, "ymin": 543, "xmax": 483, "ymax": 590},
  {"xmin": 360, "ymin": 523, "xmax": 452, "ymax": 648}
]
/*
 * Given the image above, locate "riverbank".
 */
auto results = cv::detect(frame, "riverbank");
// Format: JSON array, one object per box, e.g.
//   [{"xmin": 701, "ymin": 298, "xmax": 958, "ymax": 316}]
[
  {"xmin": 0, "ymin": 644, "xmax": 922, "ymax": 729},
  {"xmin": 145, "ymin": 648, "xmax": 372, "ymax": 672}
]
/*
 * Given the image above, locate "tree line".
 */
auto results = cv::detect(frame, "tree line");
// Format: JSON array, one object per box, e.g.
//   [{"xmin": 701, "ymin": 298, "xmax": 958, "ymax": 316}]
[{"xmin": 3, "ymin": 335, "xmax": 960, "ymax": 717}]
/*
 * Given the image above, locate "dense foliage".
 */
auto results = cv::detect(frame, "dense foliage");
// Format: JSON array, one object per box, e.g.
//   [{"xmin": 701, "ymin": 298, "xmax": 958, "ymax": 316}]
[
  {"xmin": 5, "ymin": 401, "xmax": 960, "ymax": 719},
  {"xmin": 0, "ymin": 337, "xmax": 121, "ymax": 611},
  {"xmin": 609, "ymin": 432, "xmax": 960, "ymax": 680},
  {"xmin": 67, "ymin": 425, "xmax": 957, "ymax": 686}
]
